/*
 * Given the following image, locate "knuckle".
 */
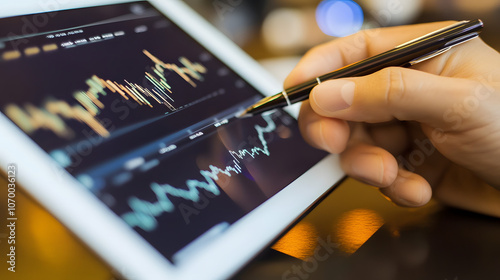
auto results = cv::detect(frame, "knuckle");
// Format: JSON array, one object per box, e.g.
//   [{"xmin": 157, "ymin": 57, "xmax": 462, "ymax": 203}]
[
  {"xmin": 305, "ymin": 44, "xmax": 328, "ymax": 60},
  {"xmin": 382, "ymin": 67, "xmax": 406, "ymax": 108}
]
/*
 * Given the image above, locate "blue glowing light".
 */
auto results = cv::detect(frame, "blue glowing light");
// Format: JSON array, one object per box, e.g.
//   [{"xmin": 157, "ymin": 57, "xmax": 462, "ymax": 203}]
[{"xmin": 316, "ymin": 0, "xmax": 364, "ymax": 37}]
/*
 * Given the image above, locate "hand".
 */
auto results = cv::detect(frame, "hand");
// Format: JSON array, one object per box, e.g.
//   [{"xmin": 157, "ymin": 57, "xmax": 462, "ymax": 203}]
[{"xmin": 285, "ymin": 21, "xmax": 500, "ymax": 217}]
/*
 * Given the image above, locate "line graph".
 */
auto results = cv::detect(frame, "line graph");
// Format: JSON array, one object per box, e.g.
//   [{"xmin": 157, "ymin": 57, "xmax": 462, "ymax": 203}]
[
  {"xmin": 121, "ymin": 113, "xmax": 277, "ymax": 232},
  {"xmin": 4, "ymin": 50, "xmax": 207, "ymax": 139}
]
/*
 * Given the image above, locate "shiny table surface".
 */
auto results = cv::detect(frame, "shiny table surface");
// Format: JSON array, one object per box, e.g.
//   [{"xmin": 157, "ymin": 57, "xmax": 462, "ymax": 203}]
[
  {"xmin": 236, "ymin": 179, "xmax": 500, "ymax": 280},
  {"xmin": 1, "ymin": 174, "xmax": 499, "ymax": 280}
]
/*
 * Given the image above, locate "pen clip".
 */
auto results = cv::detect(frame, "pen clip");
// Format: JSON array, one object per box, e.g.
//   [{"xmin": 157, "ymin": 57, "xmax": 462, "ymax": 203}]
[
  {"xmin": 408, "ymin": 32, "xmax": 479, "ymax": 66},
  {"xmin": 395, "ymin": 20, "xmax": 469, "ymax": 49},
  {"xmin": 444, "ymin": 32, "xmax": 479, "ymax": 48},
  {"xmin": 408, "ymin": 47, "xmax": 451, "ymax": 66}
]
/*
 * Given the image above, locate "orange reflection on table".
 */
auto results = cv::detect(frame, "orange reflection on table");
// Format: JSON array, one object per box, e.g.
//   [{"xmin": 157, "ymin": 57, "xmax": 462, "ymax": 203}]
[
  {"xmin": 0, "ymin": 173, "xmax": 112, "ymax": 280},
  {"xmin": 271, "ymin": 221, "xmax": 318, "ymax": 261},
  {"xmin": 334, "ymin": 208, "xmax": 384, "ymax": 255}
]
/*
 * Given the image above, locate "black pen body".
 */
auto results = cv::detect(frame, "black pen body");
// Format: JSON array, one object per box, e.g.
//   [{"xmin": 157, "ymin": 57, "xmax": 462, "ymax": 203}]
[{"xmin": 244, "ymin": 19, "xmax": 483, "ymax": 116}]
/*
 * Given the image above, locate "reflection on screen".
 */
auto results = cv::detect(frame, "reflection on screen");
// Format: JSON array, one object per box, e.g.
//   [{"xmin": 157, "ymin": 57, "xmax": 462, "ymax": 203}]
[{"xmin": 0, "ymin": 1, "xmax": 327, "ymax": 263}]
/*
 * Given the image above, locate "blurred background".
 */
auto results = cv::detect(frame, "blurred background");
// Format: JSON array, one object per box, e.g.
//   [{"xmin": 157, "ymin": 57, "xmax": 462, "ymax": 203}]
[
  {"xmin": 185, "ymin": 0, "xmax": 500, "ymax": 60},
  {"xmin": 182, "ymin": 0, "xmax": 500, "ymax": 97}
]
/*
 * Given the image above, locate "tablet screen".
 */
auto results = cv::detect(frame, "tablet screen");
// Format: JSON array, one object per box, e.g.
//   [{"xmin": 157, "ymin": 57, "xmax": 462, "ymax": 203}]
[{"xmin": 0, "ymin": 1, "xmax": 327, "ymax": 263}]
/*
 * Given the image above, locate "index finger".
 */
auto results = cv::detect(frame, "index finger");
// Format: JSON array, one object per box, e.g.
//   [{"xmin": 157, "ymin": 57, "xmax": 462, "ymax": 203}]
[{"xmin": 284, "ymin": 21, "xmax": 456, "ymax": 89}]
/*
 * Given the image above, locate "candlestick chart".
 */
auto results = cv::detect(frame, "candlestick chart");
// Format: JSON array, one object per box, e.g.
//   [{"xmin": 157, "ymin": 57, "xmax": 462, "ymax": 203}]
[{"xmin": 3, "ymin": 50, "xmax": 207, "ymax": 139}]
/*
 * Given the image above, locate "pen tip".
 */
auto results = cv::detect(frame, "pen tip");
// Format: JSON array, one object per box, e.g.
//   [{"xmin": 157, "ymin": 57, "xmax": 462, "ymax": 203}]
[{"xmin": 236, "ymin": 109, "xmax": 250, "ymax": 118}]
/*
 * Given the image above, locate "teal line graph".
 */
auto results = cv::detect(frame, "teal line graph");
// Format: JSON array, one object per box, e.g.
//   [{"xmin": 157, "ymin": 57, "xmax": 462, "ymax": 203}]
[{"xmin": 121, "ymin": 113, "xmax": 277, "ymax": 232}]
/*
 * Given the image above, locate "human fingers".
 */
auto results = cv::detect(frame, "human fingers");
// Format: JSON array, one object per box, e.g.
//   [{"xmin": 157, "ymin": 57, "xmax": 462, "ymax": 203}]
[
  {"xmin": 435, "ymin": 165, "xmax": 500, "ymax": 217},
  {"xmin": 299, "ymin": 102, "xmax": 410, "ymax": 166},
  {"xmin": 340, "ymin": 144, "xmax": 432, "ymax": 207},
  {"xmin": 366, "ymin": 122, "xmax": 409, "ymax": 155},
  {"xmin": 298, "ymin": 101, "xmax": 350, "ymax": 154},
  {"xmin": 284, "ymin": 21, "xmax": 455, "ymax": 89},
  {"xmin": 308, "ymin": 67, "xmax": 481, "ymax": 130},
  {"xmin": 380, "ymin": 169, "xmax": 433, "ymax": 207}
]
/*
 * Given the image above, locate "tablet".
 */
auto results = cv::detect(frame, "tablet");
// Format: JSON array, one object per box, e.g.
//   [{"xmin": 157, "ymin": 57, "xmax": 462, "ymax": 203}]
[{"xmin": 0, "ymin": 1, "xmax": 344, "ymax": 279}]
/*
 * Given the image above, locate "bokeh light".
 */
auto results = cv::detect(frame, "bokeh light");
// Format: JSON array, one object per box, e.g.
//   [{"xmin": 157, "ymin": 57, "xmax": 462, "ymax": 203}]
[
  {"xmin": 316, "ymin": 0, "xmax": 364, "ymax": 37},
  {"xmin": 262, "ymin": 8, "xmax": 306, "ymax": 53}
]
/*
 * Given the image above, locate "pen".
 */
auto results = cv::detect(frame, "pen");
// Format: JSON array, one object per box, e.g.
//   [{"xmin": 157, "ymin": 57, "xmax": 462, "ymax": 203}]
[{"xmin": 238, "ymin": 19, "xmax": 484, "ymax": 117}]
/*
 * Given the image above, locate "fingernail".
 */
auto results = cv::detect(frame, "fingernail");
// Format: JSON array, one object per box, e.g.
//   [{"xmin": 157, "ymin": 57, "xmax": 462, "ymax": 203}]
[
  {"xmin": 396, "ymin": 179, "xmax": 426, "ymax": 206},
  {"xmin": 350, "ymin": 153, "xmax": 384, "ymax": 186},
  {"xmin": 312, "ymin": 80, "xmax": 355, "ymax": 112}
]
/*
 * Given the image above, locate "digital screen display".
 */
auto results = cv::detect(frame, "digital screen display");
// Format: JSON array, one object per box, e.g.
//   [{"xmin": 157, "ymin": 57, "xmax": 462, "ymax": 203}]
[{"xmin": 0, "ymin": 1, "xmax": 327, "ymax": 263}]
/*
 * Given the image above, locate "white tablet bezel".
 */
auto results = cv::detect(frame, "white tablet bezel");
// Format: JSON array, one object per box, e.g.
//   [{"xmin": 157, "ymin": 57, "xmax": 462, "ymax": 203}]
[{"xmin": 0, "ymin": 1, "xmax": 345, "ymax": 279}]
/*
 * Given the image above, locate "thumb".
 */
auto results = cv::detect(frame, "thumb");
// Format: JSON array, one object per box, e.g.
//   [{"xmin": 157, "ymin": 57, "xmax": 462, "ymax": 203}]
[{"xmin": 309, "ymin": 67, "xmax": 480, "ymax": 129}]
